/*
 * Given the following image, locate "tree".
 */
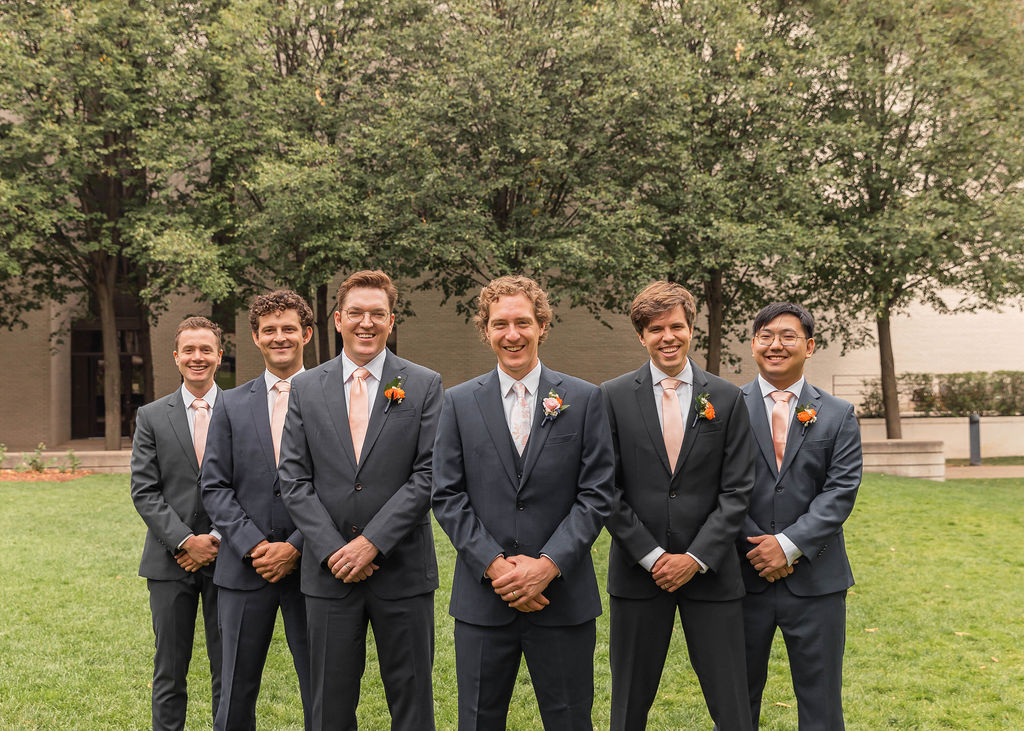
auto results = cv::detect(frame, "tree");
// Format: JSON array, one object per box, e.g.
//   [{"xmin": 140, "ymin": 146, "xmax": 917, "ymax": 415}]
[
  {"xmin": 806, "ymin": 0, "xmax": 1024, "ymax": 438},
  {"xmin": 0, "ymin": 0, "xmax": 228, "ymax": 449}
]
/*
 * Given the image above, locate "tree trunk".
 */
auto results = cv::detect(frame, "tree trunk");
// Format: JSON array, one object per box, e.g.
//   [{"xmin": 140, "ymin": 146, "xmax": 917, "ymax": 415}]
[
  {"xmin": 702, "ymin": 269, "xmax": 724, "ymax": 376},
  {"xmin": 96, "ymin": 257, "xmax": 123, "ymax": 450},
  {"xmin": 137, "ymin": 294, "xmax": 155, "ymax": 404},
  {"xmin": 316, "ymin": 282, "xmax": 330, "ymax": 365},
  {"xmin": 303, "ymin": 286, "xmax": 318, "ymax": 370},
  {"xmin": 876, "ymin": 310, "xmax": 902, "ymax": 439}
]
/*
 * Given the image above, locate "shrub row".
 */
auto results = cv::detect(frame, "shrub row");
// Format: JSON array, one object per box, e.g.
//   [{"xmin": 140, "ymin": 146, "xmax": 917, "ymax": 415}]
[{"xmin": 859, "ymin": 371, "xmax": 1024, "ymax": 417}]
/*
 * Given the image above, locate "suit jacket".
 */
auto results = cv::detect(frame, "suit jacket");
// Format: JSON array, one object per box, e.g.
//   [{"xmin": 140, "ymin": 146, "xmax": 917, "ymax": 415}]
[
  {"xmin": 278, "ymin": 350, "xmax": 442, "ymax": 600},
  {"xmin": 739, "ymin": 379, "xmax": 862, "ymax": 597},
  {"xmin": 131, "ymin": 387, "xmax": 219, "ymax": 581},
  {"xmin": 601, "ymin": 359, "xmax": 755, "ymax": 602},
  {"xmin": 201, "ymin": 376, "xmax": 304, "ymax": 591},
  {"xmin": 432, "ymin": 364, "xmax": 615, "ymax": 628}
]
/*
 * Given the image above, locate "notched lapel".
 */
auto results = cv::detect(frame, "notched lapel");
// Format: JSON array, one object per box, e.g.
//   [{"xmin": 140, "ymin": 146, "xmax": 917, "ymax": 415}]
[
  {"xmin": 321, "ymin": 361, "xmax": 358, "ymax": 471},
  {"xmin": 673, "ymin": 364, "xmax": 707, "ymax": 475},
  {"xmin": 168, "ymin": 393, "xmax": 199, "ymax": 474},
  {"xmin": 518, "ymin": 368, "xmax": 562, "ymax": 487},
  {"xmin": 745, "ymin": 383, "xmax": 778, "ymax": 476},
  {"xmin": 357, "ymin": 354, "xmax": 405, "ymax": 467},
  {"xmin": 247, "ymin": 379, "xmax": 276, "ymax": 473},
  {"xmin": 779, "ymin": 382, "xmax": 822, "ymax": 478},
  {"xmin": 633, "ymin": 368, "xmax": 672, "ymax": 476},
  {"xmin": 474, "ymin": 372, "xmax": 518, "ymax": 485}
]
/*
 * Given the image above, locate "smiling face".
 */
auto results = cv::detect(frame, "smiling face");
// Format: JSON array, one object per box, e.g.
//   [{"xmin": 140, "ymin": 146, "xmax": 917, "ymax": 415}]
[
  {"xmin": 752, "ymin": 313, "xmax": 815, "ymax": 389},
  {"xmin": 486, "ymin": 293, "xmax": 546, "ymax": 380},
  {"xmin": 253, "ymin": 308, "xmax": 311, "ymax": 379},
  {"xmin": 174, "ymin": 328, "xmax": 222, "ymax": 396},
  {"xmin": 638, "ymin": 305, "xmax": 692, "ymax": 377},
  {"xmin": 334, "ymin": 286, "xmax": 394, "ymax": 366}
]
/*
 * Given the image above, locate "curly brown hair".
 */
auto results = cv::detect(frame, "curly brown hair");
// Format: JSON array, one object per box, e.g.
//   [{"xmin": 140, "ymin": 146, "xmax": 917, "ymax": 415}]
[
  {"xmin": 174, "ymin": 316, "xmax": 223, "ymax": 350},
  {"xmin": 335, "ymin": 270, "xmax": 398, "ymax": 313},
  {"xmin": 629, "ymin": 281, "xmax": 697, "ymax": 333},
  {"xmin": 473, "ymin": 275, "xmax": 552, "ymax": 342},
  {"xmin": 248, "ymin": 290, "xmax": 314, "ymax": 333}
]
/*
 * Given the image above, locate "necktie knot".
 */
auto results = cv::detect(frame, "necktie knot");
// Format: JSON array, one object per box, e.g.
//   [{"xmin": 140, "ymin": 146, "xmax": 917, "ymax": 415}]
[
  {"xmin": 513, "ymin": 382, "xmax": 526, "ymax": 398},
  {"xmin": 353, "ymin": 367, "xmax": 370, "ymax": 382},
  {"xmin": 661, "ymin": 377, "xmax": 681, "ymax": 391},
  {"xmin": 771, "ymin": 390, "xmax": 792, "ymax": 404},
  {"xmin": 192, "ymin": 398, "xmax": 209, "ymax": 411},
  {"xmin": 274, "ymin": 380, "xmax": 291, "ymax": 394}
]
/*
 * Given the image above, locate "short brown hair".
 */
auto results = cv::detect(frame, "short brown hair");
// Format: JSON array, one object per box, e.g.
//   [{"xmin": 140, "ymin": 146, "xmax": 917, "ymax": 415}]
[
  {"xmin": 473, "ymin": 275, "xmax": 552, "ymax": 343},
  {"xmin": 248, "ymin": 290, "xmax": 314, "ymax": 333},
  {"xmin": 629, "ymin": 281, "xmax": 697, "ymax": 333},
  {"xmin": 174, "ymin": 316, "xmax": 223, "ymax": 350},
  {"xmin": 335, "ymin": 270, "xmax": 398, "ymax": 313}
]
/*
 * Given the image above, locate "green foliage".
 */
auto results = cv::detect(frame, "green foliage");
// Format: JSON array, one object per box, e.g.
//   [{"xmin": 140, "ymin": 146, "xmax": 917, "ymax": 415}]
[
  {"xmin": 0, "ymin": 442, "xmax": 6, "ymax": 468},
  {"xmin": 860, "ymin": 372, "xmax": 1024, "ymax": 417},
  {"xmin": 64, "ymin": 449, "xmax": 82, "ymax": 474},
  {"xmin": 19, "ymin": 442, "xmax": 48, "ymax": 472}
]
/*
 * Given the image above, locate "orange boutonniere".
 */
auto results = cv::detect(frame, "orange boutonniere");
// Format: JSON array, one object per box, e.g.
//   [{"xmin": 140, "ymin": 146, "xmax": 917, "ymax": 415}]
[
  {"xmin": 796, "ymin": 402, "xmax": 817, "ymax": 434},
  {"xmin": 541, "ymin": 390, "xmax": 570, "ymax": 426},
  {"xmin": 691, "ymin": 392, "xmax": 715, "ymax": 426},
  {"xmin": 383, "ymin": 376, "xmax": 407, "ymax": 413}
]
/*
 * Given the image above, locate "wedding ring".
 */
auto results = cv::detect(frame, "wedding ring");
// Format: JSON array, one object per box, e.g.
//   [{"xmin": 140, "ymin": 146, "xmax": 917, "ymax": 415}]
[{"xmin": 512, "ymin": 591, "xmax": 518, "ymax": 598}]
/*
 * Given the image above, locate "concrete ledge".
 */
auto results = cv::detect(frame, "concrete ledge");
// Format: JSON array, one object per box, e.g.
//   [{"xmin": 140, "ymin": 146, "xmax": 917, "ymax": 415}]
[
  {"xmin": 862, "ymin": 440, "xmax": 945, "ymax": 481},
  {"xmin": 1, "ymin": 449, "xmax": 131, "ymax": 474}
]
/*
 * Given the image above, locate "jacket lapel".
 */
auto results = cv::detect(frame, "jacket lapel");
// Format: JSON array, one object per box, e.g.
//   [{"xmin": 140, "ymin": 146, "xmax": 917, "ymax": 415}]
[
  {"xmin": 744, "ymin": 381, "xmax": 778, "ymax": 477},
  {"xmin": 674, "ymin": 359, "xmax": 705, "ymax": 475},
  {"xmin": 320, "ymin": 357, "xmax": 358, "ymax": 471},
  {"xmin": 247, "ymin": 377, "xmax": 276, "ymax": 473},
  {"xmin": 168, "ymin": 390, "xmax": 199, "ymax": 475},
  {"xmin": 518, "ymin": 366, "xmax": 561, "ymax": 488},
  {"xmin": 473, "ymin": 369, "xmax": 519, "ymax": 486},
  {"xmin": 357, "ymin": 351, "xmax": 405, "ymax": 468},
  {"xmin": 633, "ymin": 365, "xmax": 673, "ymax": 476},
  {"xmin": 778, "ymin": 381, "xmax": 822, "ymax": 478}
]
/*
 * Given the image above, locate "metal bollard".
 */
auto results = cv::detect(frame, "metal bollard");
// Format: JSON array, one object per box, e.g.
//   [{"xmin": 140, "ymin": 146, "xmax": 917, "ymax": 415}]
[{"xmin": 969, "ymin": 412, "xmax": 981, "ymax": 466}]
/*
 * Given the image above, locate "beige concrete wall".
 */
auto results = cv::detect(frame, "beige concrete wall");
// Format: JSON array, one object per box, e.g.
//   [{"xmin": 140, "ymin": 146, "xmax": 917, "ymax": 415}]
[
  {"xmin": 860, "ymin": 416, "xmax": 1024, "ymax": 459},
  {"xmin": 0, "ymin": 307, "xmax": 55, "ymax": 449}
]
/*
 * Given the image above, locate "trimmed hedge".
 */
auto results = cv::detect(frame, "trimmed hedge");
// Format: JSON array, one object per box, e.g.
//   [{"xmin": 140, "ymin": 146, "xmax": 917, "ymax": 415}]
[{"xmin": 859, "ymin": 371, "xmax": 1024, "ymax": 417}]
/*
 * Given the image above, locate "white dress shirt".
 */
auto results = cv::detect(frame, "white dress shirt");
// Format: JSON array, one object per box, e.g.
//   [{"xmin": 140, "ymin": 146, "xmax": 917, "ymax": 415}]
[
  {"xmin": 756, "ymin": 374, "xmax": 805, "ymax": 565},
  {"xmin": 263, "ymin": 367, "xmax": 305, "ymax": 419},
  {"xmin": 638, "ymin": 359, "xmax": 707, "ymax": 574},
  {"xmin": 341, "ymin": 349, "xmax": 388, "ymax": 419}
]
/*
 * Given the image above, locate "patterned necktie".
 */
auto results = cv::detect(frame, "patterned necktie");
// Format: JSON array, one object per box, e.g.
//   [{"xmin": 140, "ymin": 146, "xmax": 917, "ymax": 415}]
[
  {"xmin": 510, "ymin": 382, "xmax": 531, "ymax": 456},
  {"xmin": 270, "ymin": 380, "xmax": 291, "ymax": 465},
  {"xmin": 661, "ymin": 378, "xmax": 684, "ymax": 472},
  {"xmin": 192, "ymin": 398, "xmax": 210, "ymax": 465},
  {"xmin": 350, "ymin": 367, "xmax": 370, "ymax": 463},
  {"xmin": 771, "ymin": 390, "xmax": 793, "ymax": 470}
]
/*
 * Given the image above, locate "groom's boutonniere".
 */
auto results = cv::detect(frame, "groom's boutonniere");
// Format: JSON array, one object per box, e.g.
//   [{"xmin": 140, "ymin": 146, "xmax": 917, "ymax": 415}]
[
  {"xmin": 541, "ymin": 390, "xmax": 569, "ymax": 426},
  {"xmin": 691, "ymin": 392, "xmax": 715, "ymax": 427},
  {"xmin": 383, "ymin": 376, "xmax": 407, "ymax": 413},
  {"xmin": 796, "ymin": 402, "xmax": 817, "ymax": 434}
]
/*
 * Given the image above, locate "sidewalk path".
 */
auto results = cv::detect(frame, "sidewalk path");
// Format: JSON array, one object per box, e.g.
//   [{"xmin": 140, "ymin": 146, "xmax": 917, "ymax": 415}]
[{"xmin": 945, "ymin": 465, "xmax": 1024, "ymax": 480}]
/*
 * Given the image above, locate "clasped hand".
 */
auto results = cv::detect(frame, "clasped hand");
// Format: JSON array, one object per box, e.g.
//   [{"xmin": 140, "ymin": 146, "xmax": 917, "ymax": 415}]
[
  {"xmin": 746, "ymin": 535, "xmax": 797, "ymax": 582},
  {"xmin": 327, "ymin": 536, "xmax": 380, "ymax": 583},
  {"xmin": 175, "ymin": 533, "xmax": 219, "ymax": 572},
  {"xmin": 651, "ymin": 552, "xmax": 699, "ymax": 592},
  {"xmin": 250, "ymin": 539, "xmax": 300, "ymax": 583},
  {"xmin": 488, "ymin": 555, "xmax": 557, "ymax": 613}
]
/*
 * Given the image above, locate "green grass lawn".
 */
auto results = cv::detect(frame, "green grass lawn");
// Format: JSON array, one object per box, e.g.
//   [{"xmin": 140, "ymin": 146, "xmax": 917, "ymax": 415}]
[{"xmin": 1, "ymin": 473, "xmax": 1021, "ymax": 729}]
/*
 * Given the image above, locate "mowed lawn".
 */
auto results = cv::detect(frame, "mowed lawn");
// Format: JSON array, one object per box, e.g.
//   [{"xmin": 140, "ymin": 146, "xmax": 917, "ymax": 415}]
[{"xmin": 1, "ymin": 473, "xmax": 1021, "ymax": 730}]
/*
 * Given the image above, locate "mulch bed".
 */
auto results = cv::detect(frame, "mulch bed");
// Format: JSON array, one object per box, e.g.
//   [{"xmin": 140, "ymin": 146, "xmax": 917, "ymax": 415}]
[{"xmin": 0, "ymin": 469, "xmax": 94, "ymax": 482}]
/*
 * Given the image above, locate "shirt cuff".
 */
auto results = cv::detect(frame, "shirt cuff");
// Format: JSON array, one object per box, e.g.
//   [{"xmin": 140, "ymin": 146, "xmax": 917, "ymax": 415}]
[
  {"xmin": 685, "ymin": 552, "xmax": 709, "ymax": 573},
  {"xmin": 638, "ymin": 547, "xmax": 666, "ymax": 572},
  {"xmin": 176, "ymin": 534, "xmax": 194, "ymax": 551},
  {"xmin": 776, "ymin": 533, "xmax": 803, "ymax": 565},
  {"xmin": 210, "ymin": 528, "xmax": 222, "ymax": 541},
  {"xmin": 540, "ymin": 553, "xmax": 562, "ymax": 577}
]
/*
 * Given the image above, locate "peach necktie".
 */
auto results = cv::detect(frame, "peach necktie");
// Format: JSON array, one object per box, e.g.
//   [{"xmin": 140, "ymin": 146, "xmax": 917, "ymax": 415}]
[
  {"xmin": 350, "ymin": 368, "xmax": 370, "ymax": 463},
  {"xmin": 192, "ymin": 398, "xmax": 210, "ymax": 464},
  {"xmin": 661, "ymin": 378, "xmax": 683, "ymax": 472},
  {"xmin": 270, "ymin": 380, "xmax": 291, "ymax": 465},
  {"xmin": 771, "ymin": 390, "xmax": 793, "ymax": 470}
]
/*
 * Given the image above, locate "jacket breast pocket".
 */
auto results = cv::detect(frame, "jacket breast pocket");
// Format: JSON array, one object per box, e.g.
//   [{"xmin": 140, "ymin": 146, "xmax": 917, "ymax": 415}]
[{"xmin": 545, "ymin": 432, "xmax": 578, "ymax": 445}]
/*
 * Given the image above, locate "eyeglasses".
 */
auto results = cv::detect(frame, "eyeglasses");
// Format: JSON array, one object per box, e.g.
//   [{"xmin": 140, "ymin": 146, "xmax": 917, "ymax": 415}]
[
  {"xmin": 754, "ymin": 331, "xmax": 806, "ymax": 347},
  {"xmin": 342, "ymin": 309, "xmax": 391, "ymax": 325}
]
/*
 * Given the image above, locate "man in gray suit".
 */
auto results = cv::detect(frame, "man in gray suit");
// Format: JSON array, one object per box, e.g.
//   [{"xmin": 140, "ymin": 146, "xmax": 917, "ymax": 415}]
[
  {"xmin": 131, "ymin": 315, "xmax": 225, "ymax": 730},
  {"xmin": 601, "ymin": 281, "xmax": 755, "ymax": 731},
  {"xmin": 202, "ymin": 290, "xmax": 314, "ymax": 730},
  {"xmin": 432, "ymin": 275, "xmax": 615, "ymax": 730},
  {"xmin": 740, "ymin": 302, "xmax": 862, "ymax": 730},
  {"xmin": 279, "ymin": 270, "xmax": 442, "ymax": 731}
]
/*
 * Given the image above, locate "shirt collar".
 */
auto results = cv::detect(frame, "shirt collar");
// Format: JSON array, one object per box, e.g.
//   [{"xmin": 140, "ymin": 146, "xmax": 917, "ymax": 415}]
[
  {"xmin": 757, "ymin": 374, "xmax": 804, "ymax": 401},
  {"xmin": 181, "ymin": 382, "xmax": 217, "ymax": 407},
  {"xmin": 650, "ymin": 358, "xmax": 692, "ymax": 387},
  {"xmin": 497, "ymin": 360, "xmax": 543, "ymax": 398},
  {"xmin": 342, "ymin": 348, "xmax": 387, "ymax": 383},
  {"xmin": 263, "ymin": 367, "xmax": 305, "ymax": 394}
]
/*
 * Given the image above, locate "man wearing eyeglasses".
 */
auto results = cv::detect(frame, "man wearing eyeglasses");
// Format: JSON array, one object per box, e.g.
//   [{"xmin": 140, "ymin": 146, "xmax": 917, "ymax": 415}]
[
  {"xmin": 740, "ymin": 302, "xmax": 862, "ymax": 730},
  {"xmin": 278, "ymin": 270, "xmax": 443, "ymax": 730}
]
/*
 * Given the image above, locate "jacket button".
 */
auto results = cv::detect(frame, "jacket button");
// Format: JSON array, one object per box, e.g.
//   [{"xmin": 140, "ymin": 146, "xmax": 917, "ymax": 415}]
[
  {"xmin": 775, "ymin": 486, "xmax": 783, "ymax": 493},
  {"xmin": 517, "ymin": 502, "xmax": 525, "ymax": 511},
  {"xmin": 355, "ymin": 483, "xmax": 363, "ymax": 491},
  {"xmin": 669, "ymin": 491, "xmax": 677, "ymax": 498},
  {"xmin": 512, "ymin": 540, "xmax": 519, "ymax": 549},
  {"xmin": 351, "ymin": 526, "xmax": 359, "ymax": 534},
  {"xmin": 273, "ymin": 489, "xmax": 281, "ymax": 496},
  {"xmin": 770, "ymin": 521, "xmax": 776, "ymax": 530}
]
